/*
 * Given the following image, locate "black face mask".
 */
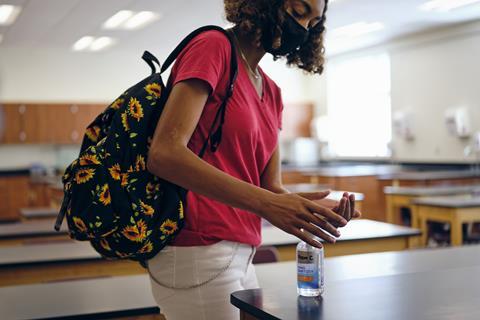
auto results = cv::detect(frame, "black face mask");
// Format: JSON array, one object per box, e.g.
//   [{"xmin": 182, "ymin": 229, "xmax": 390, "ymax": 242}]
[{"xmin": 263, "ymin": 12, "xmax": 325, "ymax": 56}]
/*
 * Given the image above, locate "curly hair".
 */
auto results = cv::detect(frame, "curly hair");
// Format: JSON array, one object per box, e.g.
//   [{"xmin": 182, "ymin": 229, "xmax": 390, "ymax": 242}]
[{"xmin": 224, "ymin": 0, "xmax": 328, "ymax": 75}]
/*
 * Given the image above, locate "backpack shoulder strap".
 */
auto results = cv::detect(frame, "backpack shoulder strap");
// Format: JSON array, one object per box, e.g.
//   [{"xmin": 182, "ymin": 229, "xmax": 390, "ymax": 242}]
[{"xmin": 159, "ymin": 25, "xmax": 239, "ymax": 158}]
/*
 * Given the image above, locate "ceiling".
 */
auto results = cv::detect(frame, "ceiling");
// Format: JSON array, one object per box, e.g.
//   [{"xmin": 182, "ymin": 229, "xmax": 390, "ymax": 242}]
[{"xmin": 0, "ymin": 0, "xmax": 480, "ymax": 55}]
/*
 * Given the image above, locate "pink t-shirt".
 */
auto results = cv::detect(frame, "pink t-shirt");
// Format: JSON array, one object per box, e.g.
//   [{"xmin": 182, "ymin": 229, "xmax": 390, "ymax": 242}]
[{"xmin": 167, "ymin": 30, "xmax": 283, "ymax": 247}]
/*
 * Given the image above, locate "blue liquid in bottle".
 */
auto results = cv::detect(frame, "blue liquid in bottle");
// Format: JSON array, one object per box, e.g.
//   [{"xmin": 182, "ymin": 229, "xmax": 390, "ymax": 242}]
[{"xmin": 296, "ymin": 240, "xmax": 324, "ymax": 297}]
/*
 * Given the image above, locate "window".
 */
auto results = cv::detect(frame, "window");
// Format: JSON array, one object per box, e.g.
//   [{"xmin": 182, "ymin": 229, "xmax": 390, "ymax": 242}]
[{"xmin": 326, "ymin": 53, "xmax": 392, "ymax": 158}]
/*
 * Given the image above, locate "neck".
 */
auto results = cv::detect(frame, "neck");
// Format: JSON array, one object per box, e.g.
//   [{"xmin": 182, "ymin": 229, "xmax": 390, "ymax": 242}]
[{"xmin": 228, "ymin": 26, "xmax": 266, "ymax": 71}]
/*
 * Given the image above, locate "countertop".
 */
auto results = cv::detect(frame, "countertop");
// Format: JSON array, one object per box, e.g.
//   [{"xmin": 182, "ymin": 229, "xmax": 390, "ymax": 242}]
[{"xmin": 232, "ymin": 245, "xmax": 480, "ymax": 320}]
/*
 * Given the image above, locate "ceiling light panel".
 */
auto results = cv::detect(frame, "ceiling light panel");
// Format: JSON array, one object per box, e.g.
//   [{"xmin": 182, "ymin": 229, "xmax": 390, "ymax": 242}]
[
  {"xmin": 102, "ymin": 10, "xmax": 160, "ymax": 30},
  {"xmin": 103, "ymin": 10, "xmax": 134, "ymax": 29},
  {"xmin": 72, "ymin": 36, "xmax": 115, "ymax": 52},
  {"xmin": 123, "ymin": 11, "xmax": 160, "ymax": 30},
  {"xmin": 72, "ymin": 36, "xmax": 95, "ymax": 51},
  {"xmin": 0, "ymin": 5, "xmax": 22, "ymax": 25},
  {"xmin": 89, "ymin": 37, "xmax": 115, "ymax": 51}
]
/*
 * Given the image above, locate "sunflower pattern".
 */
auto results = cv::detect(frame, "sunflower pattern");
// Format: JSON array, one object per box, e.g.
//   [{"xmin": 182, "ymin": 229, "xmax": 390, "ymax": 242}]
[
  {"xmin": 145, "ymin": 83, "xmax": 162, "ymax": 98},
  {"xmin": 75, "ymin": 168, "xmax": 95, "ymax": 184},
  {"xmin": 128, "ymin": 97, "xmax": 144, "ymax": 121},
  {"xmin": 86, "ymin": 126, "xmax": 101, "ymax": 142},
  {"xmin": 98, "ymin": 184, "xmax": 111, "ymax": 206},
  {"xmin": 79, "ymin": 154, "xmax": 100, "ymax": 166},
  {"xmin": 60, "ymin": 62, "xmax": 185, "ymax": 264}
]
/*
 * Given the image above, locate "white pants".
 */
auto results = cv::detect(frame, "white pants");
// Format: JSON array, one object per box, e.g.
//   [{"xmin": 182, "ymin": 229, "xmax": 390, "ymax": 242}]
[{"xmin": 147, "ymin": 240, "xmax": 259, "ymax": 320}]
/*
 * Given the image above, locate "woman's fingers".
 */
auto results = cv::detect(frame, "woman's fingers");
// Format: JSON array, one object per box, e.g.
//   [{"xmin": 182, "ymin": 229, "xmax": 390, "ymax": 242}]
[
  {"xmin": 296, "ymin": 191, "xmax": 331, "ymax": 201},
  {"xmin": 290, "ymin": 227, "xmax": 324, "ymax": 248},
  {"xmin": 349, "ymin": 193, "xmax": 356, "ymax": 219},
  {"xmin": 301, "ymin": 211, "xmax": 340, "ymax": 237},
  {"xmin": 305, "ymin": 200, "xmax": 347, "ymax": 227},
  {"xmin": 344, "ymin": 197, "xmax": 351, "ymax": 221},
  {"xmin": 297, "ymin": 221, "xmax": 337, "ymax": 244}
]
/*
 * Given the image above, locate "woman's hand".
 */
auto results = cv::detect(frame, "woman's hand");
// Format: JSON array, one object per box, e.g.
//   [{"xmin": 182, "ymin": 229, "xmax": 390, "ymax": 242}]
[
  {"xmin": 259, "ymin": 191, "xmax": 348, "ymax": 248},
  {"xmin": 313, "ymin": 192, "xmax": 361, "ymax": 222}
]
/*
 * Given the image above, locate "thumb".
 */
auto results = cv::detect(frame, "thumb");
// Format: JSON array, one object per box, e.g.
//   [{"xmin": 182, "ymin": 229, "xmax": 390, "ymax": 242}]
[{"xmin": 296, "ymin": 190, "xmax": 331, "ymax": 201}]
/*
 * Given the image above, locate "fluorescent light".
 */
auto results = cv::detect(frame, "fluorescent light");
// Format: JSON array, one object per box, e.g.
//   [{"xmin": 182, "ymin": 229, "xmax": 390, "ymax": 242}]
[
  {"xmin": 420, "ymin": 0, "xmax": 480, "ymax": 11},
  {"xmin": 89, "ymin": 37, "xmax": 115, "ymax": 51},
  {"xmin": 330, "ymin": 22, "xmax": 384, "ymax": 38},
  {"xmin": 103, "ymin": 10, "xmax": 133, "ymax": 29},
  {"xmin": 0, "ymin": 5, "xmax": 21, "ymax": 25},
  {"xmin": 72, "ymin": 36, "xmax": 94, "ymax": 51},
  {"xmin": 123, "ymin": 11, "xmax": 159, "ymax": 30}
]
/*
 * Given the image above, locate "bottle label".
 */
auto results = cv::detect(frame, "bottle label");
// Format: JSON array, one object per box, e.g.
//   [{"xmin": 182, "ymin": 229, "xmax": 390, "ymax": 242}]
[{"xmin": 297, "ymin": 251, "xmax": 320, "ymax": 289}]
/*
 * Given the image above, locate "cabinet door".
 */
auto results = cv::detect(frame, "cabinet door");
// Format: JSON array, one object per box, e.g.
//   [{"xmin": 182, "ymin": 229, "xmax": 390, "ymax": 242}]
[
  {"xmin": 0, "ymin": 176, "xmax": 30, "ymax": 221},
  {"xmin": 0, "ymin": 178, "xmax": 11, "ymax": 221},
  {"xmin": 23, "ymin": 104, "xmax": 52, "ymax": 143},
  {"xmin": 0, "ymin": 104, "xmax": 25, "ymax": 144},
  {"xmin": 45, "ymin": 104, "xmax": 77, "ymax": 144}
]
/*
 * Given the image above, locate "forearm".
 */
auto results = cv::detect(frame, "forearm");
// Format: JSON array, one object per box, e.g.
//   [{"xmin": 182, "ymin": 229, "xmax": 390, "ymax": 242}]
[
  {"xmin": 147, "ymin": 145, "xmax": 275, "ymax": 216},
  {"xmin": 264, "ymin": 184, "xmax": 290, "ymax": 194}
]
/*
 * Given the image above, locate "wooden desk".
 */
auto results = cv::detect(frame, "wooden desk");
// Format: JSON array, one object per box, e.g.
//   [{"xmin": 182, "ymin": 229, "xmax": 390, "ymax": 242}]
[
  {"xmin": 413, "ymin": 196, "xmax": 480, "ymax": 246},
  {"xmin": 0, "ymin": 218, "xmax": 68, "ymax": 246},
  {"xmin": 0, "ymin": 274, "xmax": 162, "ymax": 320},
  {"xmin": 0, "ymin": 241, "xmax": 146, "ymax": 287},
  {"xmin": 303, "ymin": 165, "xmax": 402, "ymax": 222},
  {"xmin": 384, "ymin": 184, "xmax": 480, "ymax": 227},
  {"xmin": 232, "ymin": 245, "xmax": 480, "ymax": 320},
  {"xmin": 262, "ymin": 219, "xmax": 420, "ymax": 261}
]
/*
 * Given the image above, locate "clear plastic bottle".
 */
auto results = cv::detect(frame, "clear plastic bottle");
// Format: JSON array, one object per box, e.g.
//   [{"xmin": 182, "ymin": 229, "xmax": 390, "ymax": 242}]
[{"xmin": 296, "ymin": 240, "xmax": 324, "ymax": 297}]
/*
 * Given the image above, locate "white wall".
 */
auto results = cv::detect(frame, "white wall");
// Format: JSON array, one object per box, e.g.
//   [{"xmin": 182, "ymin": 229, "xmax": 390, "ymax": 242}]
[
  {"xmin": 389, "ymin": 21, "xmax": 480, "ymax": 163},
  {"xmin": 304, "ymin": 19, "xmax": 480, "ymax": 163},
  {"xmin": 0, "ymin": 43, "xmax": 308, "ymax": 169}
]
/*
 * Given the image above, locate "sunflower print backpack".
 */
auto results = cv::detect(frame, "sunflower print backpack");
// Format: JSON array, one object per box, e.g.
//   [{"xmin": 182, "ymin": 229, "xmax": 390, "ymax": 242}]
[{"xmin": 54, "ymin": 26, "xmax": 238, "ymax": 268}]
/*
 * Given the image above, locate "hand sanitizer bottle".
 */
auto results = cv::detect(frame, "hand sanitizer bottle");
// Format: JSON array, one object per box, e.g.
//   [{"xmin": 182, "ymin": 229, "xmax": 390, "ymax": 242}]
[{"xmin": 296, "ymin": 239, "xmax": 324, "ymax": 297}]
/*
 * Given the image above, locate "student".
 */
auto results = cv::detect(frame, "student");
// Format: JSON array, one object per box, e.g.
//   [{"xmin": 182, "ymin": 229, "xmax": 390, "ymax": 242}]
[{"xmin": 146, "ymin": 0, "xmax": 358, "ymax": 319}]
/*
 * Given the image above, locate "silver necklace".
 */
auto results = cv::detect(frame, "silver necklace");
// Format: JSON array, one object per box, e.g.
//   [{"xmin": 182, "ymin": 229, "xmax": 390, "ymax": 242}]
[{"xmin": 230, "ymin": 29, "xmax": 261, "ymax": 80}]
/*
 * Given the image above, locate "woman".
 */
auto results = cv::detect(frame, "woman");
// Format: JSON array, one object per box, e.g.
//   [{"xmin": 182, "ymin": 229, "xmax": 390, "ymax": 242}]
[{"xmin": 146, "ymin": 0, "xmax": 359, "ymax": 319}]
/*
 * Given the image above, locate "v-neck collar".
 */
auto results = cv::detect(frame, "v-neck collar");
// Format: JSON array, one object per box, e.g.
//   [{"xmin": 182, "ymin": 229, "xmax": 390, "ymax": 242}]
[{"xmin": 237, "ymin": 53, "xmax": 265, "ymax": 103}]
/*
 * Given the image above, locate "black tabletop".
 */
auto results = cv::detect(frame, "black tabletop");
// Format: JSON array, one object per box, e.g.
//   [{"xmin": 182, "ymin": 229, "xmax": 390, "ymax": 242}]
[
  {"xmin": 384, "ymin": 184, "xmax": 480, "ymax": 196},
  {"xmin": 261, "ymin": 219, "xmax": 420, "ymax": 247},
  {"xmin": 255, "ymin": 245, "xmax": 480, "ymax": 289},
  {"xmin": 232, "ymin": 265, "xmax": 480, "ymax": 320},
  {"xmin": 378, "ymin": 170, "xmax": 480, "ymax": 181},
  {"xmin": 0, "ymin": 241, "xmax": 99, "ymax": 267},
  {"xmin": 0, "ymin": 275, "xmax": 159, "ymax": 320},
  {"xmin": 0, "ymin": 218, "xmax": 67, "ymax": 239},
  {"xmin": 412, "ymin": 195, "xmax": 480, "ymax": 208},
  {"xmin": 20, "ymin": 207, "xmax": 59, "ymax": 219}
]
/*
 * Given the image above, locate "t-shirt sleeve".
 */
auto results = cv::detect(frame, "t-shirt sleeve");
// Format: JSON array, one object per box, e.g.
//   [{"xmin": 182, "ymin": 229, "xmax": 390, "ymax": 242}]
[{"xmin": 170, "ymin": 30, "xmax": 231, "ymax": 95}]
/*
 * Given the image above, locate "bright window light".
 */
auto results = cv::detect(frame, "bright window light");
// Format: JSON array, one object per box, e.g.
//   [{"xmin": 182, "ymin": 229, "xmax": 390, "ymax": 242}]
[
  {"xmin": 420, "ymin": 0, "xmax": 480, "ymax": 11},
  {"xmin": 102, "ymin": 10, "xmax": 134, "ymax": 29},
  {"xmin": 90, "ymin": 37, "xmax": 115, "ymax": 51},
  {"xmin": 124, "ymin": 11, "xmax": 159, "ymax": 30},
  {"xmin": 326, "ymin": 54, "xmax": 392, "ymax": 158},
  {"xmin": 330, "ymin": 21, "xmax": 385, "ymax": 38},
  {"xmin": 72, "ymin": 36, "xmax": 94, "ymax": 51},
  {"xmin": 0, "ymin": 5, "xmax": 21, "ymax": 25}
]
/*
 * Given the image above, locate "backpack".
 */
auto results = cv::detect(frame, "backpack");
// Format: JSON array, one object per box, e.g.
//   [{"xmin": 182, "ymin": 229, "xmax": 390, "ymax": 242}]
[{"xmin": 54, "ymin": 26, "xmax": 239, "ymax": 268}]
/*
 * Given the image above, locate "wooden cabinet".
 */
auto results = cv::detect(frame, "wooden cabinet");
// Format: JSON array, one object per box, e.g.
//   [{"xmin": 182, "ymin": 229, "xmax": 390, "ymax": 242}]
[
  {"xmin": 0, "ymin": 175, "xmax": 30, "ymax": 221},
  {"xmin": 0, "ymin": 104, "xmax": 24, "ymax": 143},
  {"xmin": 0, "ymin": 175, "xmax": 55, "ymax": 222},
  {"xmin": 0, "ymin": 103, "xmax": 108, "ymax": 145}
]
